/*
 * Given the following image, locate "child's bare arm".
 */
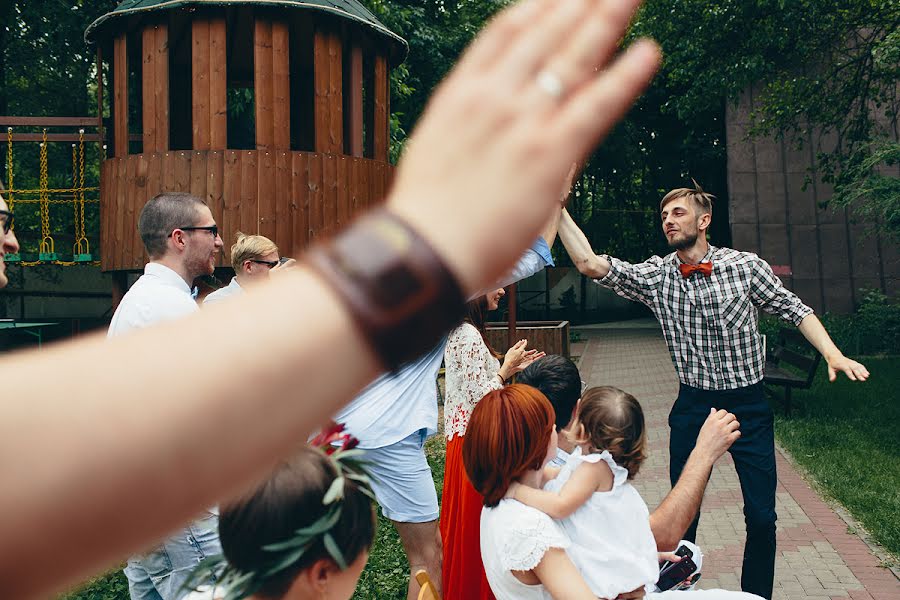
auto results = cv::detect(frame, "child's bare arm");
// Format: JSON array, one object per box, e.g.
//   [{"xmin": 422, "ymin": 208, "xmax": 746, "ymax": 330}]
[
  {"xmin": 541, "ymin": 464, "xmax": 561, "ymax": 485},
  {"xmin": 515, "ymin": 460, "xmax": 612, "ymax": 519}
]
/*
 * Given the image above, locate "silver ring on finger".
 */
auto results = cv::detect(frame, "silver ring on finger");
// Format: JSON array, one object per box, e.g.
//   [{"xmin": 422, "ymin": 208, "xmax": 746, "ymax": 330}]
[{"xmin": 535, "ymin": 69, "xmax": 565, "ymax": 100}]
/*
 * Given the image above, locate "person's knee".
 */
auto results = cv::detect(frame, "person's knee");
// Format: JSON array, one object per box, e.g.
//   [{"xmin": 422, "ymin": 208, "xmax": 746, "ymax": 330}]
[
  {"xmin": 744, "ymin": 507, "xmax": 776, "ymax": 533},
  {"xmin": 396, "ymin": 521, "xmax": 441, "ymax": 569}
]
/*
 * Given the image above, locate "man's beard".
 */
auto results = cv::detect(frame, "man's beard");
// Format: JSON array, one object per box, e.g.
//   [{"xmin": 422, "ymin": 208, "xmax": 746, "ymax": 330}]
[{"xmin": 668, "ymin": 230, "xmax": 698, "ymax": 250}]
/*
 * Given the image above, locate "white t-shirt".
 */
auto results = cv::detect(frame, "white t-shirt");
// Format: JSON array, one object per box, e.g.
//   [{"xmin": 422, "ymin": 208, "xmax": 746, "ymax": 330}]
[
  {"xmin": 107, "ymin": 262, "xmax": 216, "ymax": 518},
  {"xmin": 108, "ymin": 262, "xmax": 198, "ymax": 336},
  {"xmin": 479, "ymin": 499, "xmax": 570, "ymax": 600},
  {"xmin": 544, "ymin": 447, "xmax": 659, "ymax": 598},
  {"xmin": 203, "ymin": 277, "xmax": 242, "ymax": 305}
]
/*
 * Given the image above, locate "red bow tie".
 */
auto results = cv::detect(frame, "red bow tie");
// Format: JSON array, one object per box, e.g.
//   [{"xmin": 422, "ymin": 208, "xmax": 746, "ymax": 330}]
[{"xmin": 679, "ymin": 262, "xmax": 713, "ymax": 278}]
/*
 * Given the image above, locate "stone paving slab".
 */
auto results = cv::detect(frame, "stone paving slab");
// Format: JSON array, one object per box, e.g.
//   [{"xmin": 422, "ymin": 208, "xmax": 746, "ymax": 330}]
[{"xmin": 574, "ymin": 327, "xmax": 899, "ymax": 600}]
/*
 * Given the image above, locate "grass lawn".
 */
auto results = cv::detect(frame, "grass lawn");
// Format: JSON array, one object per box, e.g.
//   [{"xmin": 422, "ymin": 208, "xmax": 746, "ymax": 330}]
[
  {"xmin": 352, "ymin": 433, "xmax": 446, "ymax": 600},
  {"xmin": 771, "ymin": 355, "xmax": 900, "ymax": 561}
]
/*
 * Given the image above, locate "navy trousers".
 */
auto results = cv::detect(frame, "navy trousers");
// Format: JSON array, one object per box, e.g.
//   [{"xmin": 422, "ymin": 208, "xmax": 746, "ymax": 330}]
[{"xmin": 669, "ymin": 381, "xmax": 776, "ymax": 600}]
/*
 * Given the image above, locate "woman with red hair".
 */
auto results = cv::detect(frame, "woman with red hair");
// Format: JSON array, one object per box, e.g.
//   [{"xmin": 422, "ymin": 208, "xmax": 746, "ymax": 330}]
[{"xmin": 462, "ymin": 384, "xmax": 598, "ymax": 599}]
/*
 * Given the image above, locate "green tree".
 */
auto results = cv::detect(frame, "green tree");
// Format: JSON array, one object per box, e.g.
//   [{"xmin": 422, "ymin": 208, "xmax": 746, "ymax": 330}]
[{"xmin": 632, "ymin": 0, "xmax": 900, "ymax": 237}]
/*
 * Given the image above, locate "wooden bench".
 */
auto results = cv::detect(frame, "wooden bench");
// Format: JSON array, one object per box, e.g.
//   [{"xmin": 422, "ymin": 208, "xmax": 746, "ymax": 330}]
[{"xmin": 763, "ymin": 327, "xmax": 821, "ymax": 414}]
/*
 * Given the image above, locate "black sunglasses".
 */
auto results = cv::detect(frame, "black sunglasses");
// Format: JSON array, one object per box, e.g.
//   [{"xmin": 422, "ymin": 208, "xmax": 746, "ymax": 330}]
[
  {"xmin": 172, "ymin": 225, "xmax": 219, "ymax": 238},
  {"xmin": 0, "ymin": 210, "xmax": 13, "ymax": 235},
  {"xmin": 249, "ymin": 259, "xmax": 279, "ymax": 269}
]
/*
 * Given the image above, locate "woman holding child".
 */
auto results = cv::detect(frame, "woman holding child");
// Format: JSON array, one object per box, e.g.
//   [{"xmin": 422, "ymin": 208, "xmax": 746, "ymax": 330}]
[
  {"xmin": 440, "ymin": 290, "xmax": 543, "ymax": 599},
  {"xmin": 464, "ymin": 384, "xmax": 763, "ymax": 599}
]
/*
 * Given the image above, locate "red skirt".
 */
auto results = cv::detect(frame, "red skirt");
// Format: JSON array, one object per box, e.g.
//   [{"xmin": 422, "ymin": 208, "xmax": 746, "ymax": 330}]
[{"xmin": 440, "ymin": 435, "xmax": 496, "ymax": 600}]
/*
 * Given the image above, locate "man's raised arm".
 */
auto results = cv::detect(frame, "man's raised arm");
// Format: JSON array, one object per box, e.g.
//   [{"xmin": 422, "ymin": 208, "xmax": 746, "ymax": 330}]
[{"xmin": 559, "ymin": 208, "xmax": 610, "ymax": 279}]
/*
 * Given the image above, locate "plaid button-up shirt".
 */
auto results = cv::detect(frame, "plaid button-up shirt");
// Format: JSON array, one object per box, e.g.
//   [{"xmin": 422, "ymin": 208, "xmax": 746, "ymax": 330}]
[{"xmin": 595, "ymin": 245, "xmax": 813, "ymax": 391}]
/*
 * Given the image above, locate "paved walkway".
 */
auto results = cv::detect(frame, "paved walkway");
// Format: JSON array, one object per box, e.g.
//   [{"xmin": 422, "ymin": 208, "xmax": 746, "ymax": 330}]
[{"xmin": 573, "ymin": 325, "xmax": 899, "ymax": 600}]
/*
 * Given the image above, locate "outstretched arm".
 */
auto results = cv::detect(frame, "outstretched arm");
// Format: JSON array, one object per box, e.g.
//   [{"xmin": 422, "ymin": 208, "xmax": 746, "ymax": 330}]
[
  {"xmin": 0, "ymin": 0, "xmax": 660, "ymax": 595},
  {"xmin": 559, "ymin": 208, "xmax": 611, "ymax": 279},
  {"xmin": 798, "ymin": 314, "xmax": 870, "ymax": 382},
  {"xmin": 514, "ymin": 460, "xmax": 611, "ymax": 519},
  {"xmin": 649, "ymin": 409, "xmax": 740, "ymax": 550}
]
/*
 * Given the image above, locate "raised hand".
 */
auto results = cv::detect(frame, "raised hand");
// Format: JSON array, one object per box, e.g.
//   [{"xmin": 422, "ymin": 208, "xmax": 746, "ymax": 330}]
[{"xmin": 386, "ymin": 0, "xmax": 660, "ymax": 294}]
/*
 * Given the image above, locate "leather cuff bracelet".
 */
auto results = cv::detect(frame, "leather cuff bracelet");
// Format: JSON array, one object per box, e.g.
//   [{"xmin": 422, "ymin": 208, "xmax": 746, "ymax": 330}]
[{"xmin": 306, "ymin": 208, "xmax": 466, "ymax": 371}]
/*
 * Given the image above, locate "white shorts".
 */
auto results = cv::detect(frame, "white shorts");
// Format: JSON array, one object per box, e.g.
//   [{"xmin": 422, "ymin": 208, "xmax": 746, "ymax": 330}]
[{"xmin": 363, "ymin": 428, "xmax": 440, "ymax": 523}]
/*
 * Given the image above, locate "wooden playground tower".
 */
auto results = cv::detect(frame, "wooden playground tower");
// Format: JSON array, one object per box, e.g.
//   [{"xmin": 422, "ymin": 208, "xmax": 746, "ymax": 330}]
[{"xmin": 85, "ymin": 0, "xmax": 407, "ymax": 296}]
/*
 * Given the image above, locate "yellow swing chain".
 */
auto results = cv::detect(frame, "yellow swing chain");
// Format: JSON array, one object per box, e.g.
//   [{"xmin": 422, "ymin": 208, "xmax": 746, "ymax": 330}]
[
  {"xmin": 77, "ymin": 129, "xmax": 89, "ymax": 256},
  {"xmin": 5, "ymin": 127, "xmax": 13, "ymax": 220},
  {"xmin": 38, "ymin": 129, "xmax": 55, "ymax": 258},
  {"xmin": 71, "ymin": 130, "xmax": 90, "ymax": 258}
]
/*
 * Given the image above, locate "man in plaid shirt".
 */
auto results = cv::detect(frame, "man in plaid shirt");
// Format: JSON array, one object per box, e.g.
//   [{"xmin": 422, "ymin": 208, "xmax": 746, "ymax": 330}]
[{"xmin": 558, "ymin": 183, "xmax": 869, "ymax": 599}]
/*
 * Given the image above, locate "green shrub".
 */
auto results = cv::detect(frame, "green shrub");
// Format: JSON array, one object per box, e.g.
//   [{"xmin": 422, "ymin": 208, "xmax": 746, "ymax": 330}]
[{"xmin": 761, "ymin": 289, "xmax": 900, "ymax": 356}]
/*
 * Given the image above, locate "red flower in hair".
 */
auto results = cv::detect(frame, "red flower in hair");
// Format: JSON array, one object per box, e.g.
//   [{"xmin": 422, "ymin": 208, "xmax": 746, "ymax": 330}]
[{"xmin": 311, "ymin": 421, "xmax": 360, "ymax": 455}]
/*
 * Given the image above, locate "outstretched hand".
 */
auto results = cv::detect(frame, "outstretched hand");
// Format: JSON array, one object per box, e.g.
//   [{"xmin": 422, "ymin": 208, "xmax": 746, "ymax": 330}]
[
  {"xmin": 387, "ymin": 0, "xmax": 660, "ymax": 295},
  {"xmin": 826, "ymin": 355, "xmax": 870, "ymax": 382}
]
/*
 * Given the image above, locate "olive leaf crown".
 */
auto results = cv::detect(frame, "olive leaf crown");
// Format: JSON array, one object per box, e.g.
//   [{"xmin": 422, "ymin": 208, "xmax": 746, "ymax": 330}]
[{"xmin": 183, "ymin": 423, "xmax": 373, "ymax": 600}]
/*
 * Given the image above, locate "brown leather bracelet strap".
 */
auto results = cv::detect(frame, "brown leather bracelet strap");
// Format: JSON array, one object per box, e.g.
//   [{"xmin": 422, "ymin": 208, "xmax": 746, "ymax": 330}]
[{"xmin": 305, "ymin": 207, "xmax": 466, "ymax": 371}]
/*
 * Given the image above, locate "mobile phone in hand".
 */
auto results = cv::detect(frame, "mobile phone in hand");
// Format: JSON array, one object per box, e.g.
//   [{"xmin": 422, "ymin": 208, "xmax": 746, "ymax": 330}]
[
  {"xmin": 659, "ymin": 543, "xmax": 693, "ymax": 573},
  {"xmin": 656, "ymin": 555, "xmax": 699, "ymax": 592}
]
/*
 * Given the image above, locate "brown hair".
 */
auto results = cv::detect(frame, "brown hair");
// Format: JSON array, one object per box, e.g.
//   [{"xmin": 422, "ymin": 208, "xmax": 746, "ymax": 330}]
[
  {"xmin": 463, "ymin": 384, "xmax": 556, "ymax": 507},
  {"xmin": 218, "ymin": 447, "xmax": 375, "ymax": 599},
  {"xmin": 464, "ymin": 294, "xmax": 501, "ymax": 359},
  {"xmin": 574, "ymin": 386, "xmax": 646, "ymax": 479},
  {"xmin": 659, "ymin": 179, "xmax": 715, "ymax": 217},
  {"xmin": 138, "ymin": 192, "xmax": 208, "ymax": 258}
]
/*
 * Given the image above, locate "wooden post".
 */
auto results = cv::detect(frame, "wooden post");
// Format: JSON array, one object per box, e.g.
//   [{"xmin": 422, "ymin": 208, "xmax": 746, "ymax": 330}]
[
  {"xmin": 373, "ymin": 54, "xmax": 389, "ymax": 162},
  {"xmin": 192, "ymin": 17, "xmax": 226, "ymax": 150},
  {"xmin": 97, "ymin": 47, "xmax": 104, "ymax": 152},
  {"xmin": 142, "ymin": 22, "xmax": 170, "ymax": 153},
  {"xmin": 255, "ymin": 18, "xmax": 275, "ymax": 150},
  {"xmin": 313, "ymin": 28, "xmax": 342, "ymax": 154},
  {"xmin": 113, "ymin": 35, "xmax": 128, "ymax": 158},
  {"xmin": 192, "ymin": 19, "xmax": 210, "ymax": 149},
  {"xmin": 209, "ymin": 17, "xmax": 227, "ymax": 149},
  {"xmin": 348, "ymin": 46, "xmax": 363, "ymax": 157}
]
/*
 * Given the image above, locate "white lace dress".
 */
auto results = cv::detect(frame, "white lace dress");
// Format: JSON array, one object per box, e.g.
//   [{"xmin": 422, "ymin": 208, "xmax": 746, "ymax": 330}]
[
  {"xmin": 479, "ymin": 499, "xmax": 571, "ymax": 600},
  {"xmin": 443, "ymin": 322, "xmax": 504, "ymax": 440},
  {"xmin": 544, "ymin": 447, "xmax": 660, "ymax": 599}
]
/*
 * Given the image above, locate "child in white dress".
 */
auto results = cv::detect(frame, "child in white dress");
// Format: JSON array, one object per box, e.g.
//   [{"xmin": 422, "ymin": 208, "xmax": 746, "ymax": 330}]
[{"xmin": 511, "ymin": 386, "xmax": 686, "ymax": 599}]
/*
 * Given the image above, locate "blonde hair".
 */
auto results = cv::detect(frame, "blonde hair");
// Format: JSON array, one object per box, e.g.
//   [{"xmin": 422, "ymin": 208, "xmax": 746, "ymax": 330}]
[
  {"xmin": 231, "ymin": 232, "xmax": 279, "ymax": 271},
  {"xmin": 660, "ymin": 178, "xmax": 715, "ymax": 216},
  {"xmin": 572, "ymin": 386, "xmax": 647, "ymax": 479}
]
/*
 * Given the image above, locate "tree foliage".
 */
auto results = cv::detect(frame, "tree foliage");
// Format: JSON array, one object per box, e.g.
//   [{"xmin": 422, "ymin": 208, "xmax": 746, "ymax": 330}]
[{"xmin": 632, "ymin": 0, "xmax": 900, "ymax": 237}]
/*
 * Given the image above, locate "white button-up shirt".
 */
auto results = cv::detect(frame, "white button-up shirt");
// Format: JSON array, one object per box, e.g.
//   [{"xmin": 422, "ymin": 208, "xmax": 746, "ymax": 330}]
[
  {"xmin": 108, "ymin": 263, "xmax": 198, "ymax": 337},
  {"xmin": 202, "ymin": 277, "xmax": 243, "ymax": 306}
]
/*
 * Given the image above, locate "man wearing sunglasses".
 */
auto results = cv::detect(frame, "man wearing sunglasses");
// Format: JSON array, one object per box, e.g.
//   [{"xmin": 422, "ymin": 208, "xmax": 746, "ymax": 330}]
[
  {"xmin": 203, "ymin": 232, "xmax": 295, "ymax": 305},
  {"xmin": 107, "ymin": 191, "xmax": 224, "ymax": 600}
]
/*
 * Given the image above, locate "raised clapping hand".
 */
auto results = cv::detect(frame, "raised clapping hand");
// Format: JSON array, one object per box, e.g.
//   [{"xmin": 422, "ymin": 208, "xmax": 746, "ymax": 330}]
[
  {"xmin": 826, "ymin": 354, "xmax": 870, "ymax": 382},
  {"xmin": 504, "ymin": 339, "xmax": 546, "ymax": 376},
  {"xmin": 387, "ymin": 0, "xmax": 661, "ymax": 295}
]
